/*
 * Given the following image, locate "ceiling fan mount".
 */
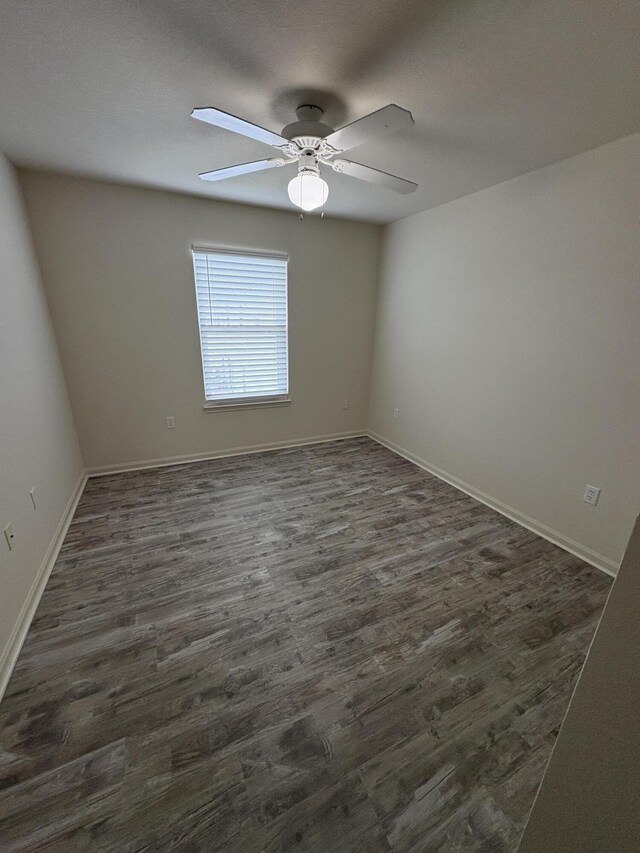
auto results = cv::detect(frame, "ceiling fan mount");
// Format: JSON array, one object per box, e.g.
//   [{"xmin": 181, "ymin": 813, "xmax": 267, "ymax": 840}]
[
  {"xmin": 280, "ymin": 104, "xmax": 334, "ymax": 147},
  {"xmin": 191, "ymin": 100, "xmax": 418, "ymax": 212}
]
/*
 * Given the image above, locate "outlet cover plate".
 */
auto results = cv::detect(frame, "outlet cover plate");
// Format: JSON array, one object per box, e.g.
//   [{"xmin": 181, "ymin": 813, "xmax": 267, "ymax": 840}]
[{"xmin": 583, "ymin": 485, "xmax": 601, "ymax": 506}]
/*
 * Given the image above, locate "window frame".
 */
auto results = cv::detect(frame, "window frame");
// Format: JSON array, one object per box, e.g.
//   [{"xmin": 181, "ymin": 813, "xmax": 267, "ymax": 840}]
[{"xmin": 191, "ymin": 245, "xmax": 291, "ymax": 411}]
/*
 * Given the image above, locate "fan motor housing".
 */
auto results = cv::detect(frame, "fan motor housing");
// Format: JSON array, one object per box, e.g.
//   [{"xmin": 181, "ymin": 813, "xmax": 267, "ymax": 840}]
[{"xmin": 281, "ymin": 104, "xmax": 334, "ymax": 144}]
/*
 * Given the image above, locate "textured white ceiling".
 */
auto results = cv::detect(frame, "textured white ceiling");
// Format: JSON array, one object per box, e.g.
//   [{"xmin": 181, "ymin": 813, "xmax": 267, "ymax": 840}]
[{"xmin": 1, "ymin": 0, "xmax": 638, "ymax": 223}]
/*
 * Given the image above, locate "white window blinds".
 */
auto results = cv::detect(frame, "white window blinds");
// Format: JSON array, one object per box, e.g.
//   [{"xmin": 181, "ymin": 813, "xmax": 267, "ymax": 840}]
[{"xmin": 192, "ymin": 248, "xmax": 289, "ymax": 404}]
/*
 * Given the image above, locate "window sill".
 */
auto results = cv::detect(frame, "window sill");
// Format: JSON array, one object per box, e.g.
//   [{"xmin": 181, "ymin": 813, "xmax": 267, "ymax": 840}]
[{"xmin": 203, "ymin": 397, "xmax": 291, "ymax": 413}]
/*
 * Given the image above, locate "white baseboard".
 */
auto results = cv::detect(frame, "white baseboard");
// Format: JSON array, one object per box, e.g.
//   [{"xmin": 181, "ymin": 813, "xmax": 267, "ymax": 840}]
[
  {"xmin": 367, "ymin": 431, "xmax": 619, "ymax": 578},
  {"xmin": 0, "ymin": 470, "xmax": 88, "ymax": 702},
  {"xmin": 86, "ymin": 430, "xmax": 367, "ymax": 477},
  {"xmin": 1, "ymin": 428, "xmax": 615, "ymax": 703}
]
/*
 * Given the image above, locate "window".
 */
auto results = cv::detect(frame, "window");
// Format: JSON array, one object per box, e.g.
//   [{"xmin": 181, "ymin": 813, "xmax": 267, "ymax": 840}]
[{"xmin": 192, "ymin": 248, "xmax": 289, "ymax": 407}]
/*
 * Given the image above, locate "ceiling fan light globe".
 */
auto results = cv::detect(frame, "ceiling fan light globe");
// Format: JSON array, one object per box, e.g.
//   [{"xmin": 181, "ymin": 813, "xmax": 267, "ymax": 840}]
[{"xmin": 287, "ymin": 173, "xmax": 328, "ymax": 212}]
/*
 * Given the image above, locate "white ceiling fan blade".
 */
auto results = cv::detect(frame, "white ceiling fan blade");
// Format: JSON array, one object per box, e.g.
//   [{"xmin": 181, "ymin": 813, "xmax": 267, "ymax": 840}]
[
  {"xmin": 323, "ymin": 105, "xmax": 414, "ymax": 153},
  {"xmin": 191, "ymin": 107, "xmax": 289, "ymax": 148},
  {"xmin": 199, "ymin": 158, "xmax": 289, "ymax": 182},
  {"xmin": 332, "ymin": 159, "xmax": 418, "ymax": 194}
]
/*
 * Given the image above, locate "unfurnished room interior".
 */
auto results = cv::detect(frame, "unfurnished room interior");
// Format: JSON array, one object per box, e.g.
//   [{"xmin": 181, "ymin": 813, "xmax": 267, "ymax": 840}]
[{"xmin": 0, "ymin": 2, "xmax": 639, "ymax": 851}]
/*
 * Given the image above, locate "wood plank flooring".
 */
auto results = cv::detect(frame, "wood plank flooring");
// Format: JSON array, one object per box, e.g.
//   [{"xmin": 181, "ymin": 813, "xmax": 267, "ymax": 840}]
[{"xmin": 0, "ymin": 437, "xmax": 610, "ymax": 852}]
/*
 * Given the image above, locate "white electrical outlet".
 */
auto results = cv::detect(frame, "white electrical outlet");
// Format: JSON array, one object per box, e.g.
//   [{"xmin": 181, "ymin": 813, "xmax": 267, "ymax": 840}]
[
  {"xmin": 583, "ymin": 485, "xmax": 601, "ymax": 506},
  {"xmin": 4, "ymin": 524, "xmax": 15, "ymax": 551},
  {"xmin": 342, "ymin": 399, "xmax": 348, "ymax": 411},
  {"xmin": 393, "ymin": 407, "xmax": 399, "ymax": 419},
  {"xmin": 30, "ymin": 488, "xmax": 37, "ymax": 510},
  {"xmin": 166, "ymin": 416, "xmax": 175, "ymax": 429}
]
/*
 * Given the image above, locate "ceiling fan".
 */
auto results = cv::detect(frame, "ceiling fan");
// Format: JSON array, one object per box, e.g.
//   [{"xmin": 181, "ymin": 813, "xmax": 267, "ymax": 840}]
[{"xmin": 191, "ymin": 103, "xmax": 418, "ymax": 212}]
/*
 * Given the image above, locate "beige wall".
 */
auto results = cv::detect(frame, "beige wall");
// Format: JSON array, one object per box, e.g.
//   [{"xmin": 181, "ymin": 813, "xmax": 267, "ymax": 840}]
[
  {"xmin": 16, "ymin": 135, "xmax": 639, "ymax": 568},
  {"xmin": 19, "ymin": 173, "xmax": 381, "ymax": 469},
  {"xmin": 518, "ymin": 514, "xmax": 640, "ymax": 851},
  {"xmin": 0, "ymin": 153, "xmax": 83, "ymax": 693},
  {"xmin": 369, "ymin": 133, "xmax": 640, "ymax": 570}
]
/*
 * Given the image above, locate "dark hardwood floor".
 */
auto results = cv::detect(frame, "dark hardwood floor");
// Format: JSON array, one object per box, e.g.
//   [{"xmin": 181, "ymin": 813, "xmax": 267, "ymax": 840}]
[{"xmin": 0, "ymin": 437, "xmax": 610, "ymax": 852}]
